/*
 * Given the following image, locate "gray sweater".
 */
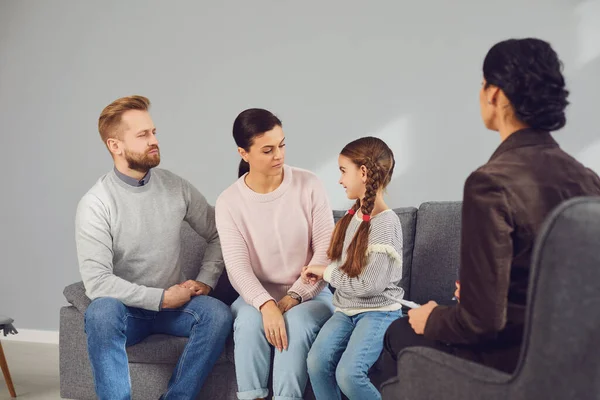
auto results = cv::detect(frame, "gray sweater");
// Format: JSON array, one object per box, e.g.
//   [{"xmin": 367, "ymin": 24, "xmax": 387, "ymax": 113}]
[
  {"xmin": 323, "ymin": 209, "xmax": 404, "ymax": 315},
  {"xmin": 75, "ymin": 168, "xmax": 224, "ymax": 311}
]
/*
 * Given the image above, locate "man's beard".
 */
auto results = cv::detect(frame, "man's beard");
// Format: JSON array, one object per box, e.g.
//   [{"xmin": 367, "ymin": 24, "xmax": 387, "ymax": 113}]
[{"xmin": 124, "ymin": 146, "xmax": 160, "ymax": 173}]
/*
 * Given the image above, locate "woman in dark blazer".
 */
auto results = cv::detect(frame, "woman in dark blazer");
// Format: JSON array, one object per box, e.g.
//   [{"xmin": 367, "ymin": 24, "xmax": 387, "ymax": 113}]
[{"xmin": 373, "ymin": 38, "xmax": 600, "ymax": 386}]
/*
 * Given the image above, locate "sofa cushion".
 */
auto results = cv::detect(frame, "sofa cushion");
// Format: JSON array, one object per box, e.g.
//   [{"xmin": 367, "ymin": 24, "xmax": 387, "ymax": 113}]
[
  {"xmin": 394, "ymin": 207, "xmax": 418, "ymax": 297},
  {"xmin": 63, "ymin": 281, "xmax": 91, "ymax": 314},
  {"xmin": 126, "ymin": 334, "xmax": 234, "ymax": 365},
  {"xmin": 410, "ymin": 201, "xmax": 462, "ymax": 306},
  {"xmin": 181, "ymin": 222, "xmax": 240, "ymax": 305},
  {"xmin": 332, "ymin": 210, "xmax": 347, "ymax": 222},
  {"xmin": 332, "ymin": 207, "xmax": 417, "ymax": 296},
  {"xmin": 180, "ymin": 222, "xmax": 209, "ymax": 280}
]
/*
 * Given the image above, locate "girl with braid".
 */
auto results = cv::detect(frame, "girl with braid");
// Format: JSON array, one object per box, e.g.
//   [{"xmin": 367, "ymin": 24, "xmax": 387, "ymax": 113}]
[{"xmin": 302, "ymin": 137, "xmax": 404, "ymax": 400}]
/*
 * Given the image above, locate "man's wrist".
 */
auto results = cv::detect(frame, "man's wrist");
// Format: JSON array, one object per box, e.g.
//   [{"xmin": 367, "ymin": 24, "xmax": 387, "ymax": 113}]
[{"xmin": 159, "ymin": 290, "xmax": 166, "ymax": 310}]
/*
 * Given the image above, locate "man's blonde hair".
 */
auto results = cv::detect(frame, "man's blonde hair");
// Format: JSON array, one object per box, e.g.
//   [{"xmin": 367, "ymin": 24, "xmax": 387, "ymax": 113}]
[{"xmin": 98, "ymin": 95, "xmax": 151, "ymax": 144}]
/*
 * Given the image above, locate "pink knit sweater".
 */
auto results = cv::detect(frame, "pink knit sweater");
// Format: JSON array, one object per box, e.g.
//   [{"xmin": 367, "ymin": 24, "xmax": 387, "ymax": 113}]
[{"xmin": 215, "ymin": 165, "xmax": 334, "ymax": 310}]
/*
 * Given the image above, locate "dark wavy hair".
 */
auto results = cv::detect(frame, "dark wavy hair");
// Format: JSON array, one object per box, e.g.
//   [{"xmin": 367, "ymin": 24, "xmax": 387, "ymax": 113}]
[
  {"xmin": 232, "ymin": 109, "xmax": 282, "ymax": 177},
  {"xmin": 483, "ymin": 38, "xmax": 569, "ymax": 131}
]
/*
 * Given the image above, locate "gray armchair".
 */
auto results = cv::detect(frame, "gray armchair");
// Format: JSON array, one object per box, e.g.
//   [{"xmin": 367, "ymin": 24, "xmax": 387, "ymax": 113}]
[{"xmin": 382, "ymin": 197, "xmax": 600, "ymax": 400}]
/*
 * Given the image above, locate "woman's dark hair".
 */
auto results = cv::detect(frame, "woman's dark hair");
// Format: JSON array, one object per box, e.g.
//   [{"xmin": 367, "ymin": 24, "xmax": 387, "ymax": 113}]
[
  {"xmin": 327, "ymin": 137, "xmax": 395, "ymax": 278},
  {"xmin": 483, "ymin": 38, "xmax": 569, "ymax": 131},
  {"xmin": 232, "ymin": 108, "xmax": 282, "ymax": 177}
]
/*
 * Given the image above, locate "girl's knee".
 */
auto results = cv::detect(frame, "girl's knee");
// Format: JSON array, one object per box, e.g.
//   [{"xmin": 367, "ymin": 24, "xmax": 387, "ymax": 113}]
[
  {"xmin": 336, "ymin": 359, "xmax": 366, "ymax": 393},
  {"xmin": 306, "ymin": 346, "xmax": 324, "ymax": 375}
]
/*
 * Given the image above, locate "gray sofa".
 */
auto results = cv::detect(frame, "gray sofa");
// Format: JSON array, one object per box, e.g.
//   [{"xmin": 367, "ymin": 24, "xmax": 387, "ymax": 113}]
[
  {"xmin": 60, "ymin": 201, "xmax": 462, "ymax": 399},
  {"xmin": 381, "ymin": 197, "xmax": 600, "ymax": 400}
]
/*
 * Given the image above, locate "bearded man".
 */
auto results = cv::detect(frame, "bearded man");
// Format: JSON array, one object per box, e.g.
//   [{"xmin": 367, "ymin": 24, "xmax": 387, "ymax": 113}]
[{"xmin": 75, "ymin": 95, "xmax": 232, "ymax": 400}]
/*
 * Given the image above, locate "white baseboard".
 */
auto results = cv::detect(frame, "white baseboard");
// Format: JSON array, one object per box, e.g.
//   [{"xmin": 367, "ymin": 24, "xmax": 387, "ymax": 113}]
[{"xmin": 2, "ymin": 329, "xmax": 59, "ymax": 345}]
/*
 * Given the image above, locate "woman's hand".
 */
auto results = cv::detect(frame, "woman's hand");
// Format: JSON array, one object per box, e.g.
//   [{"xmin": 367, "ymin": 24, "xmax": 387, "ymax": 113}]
[
  {"xmin": 454, "ymin": 280, "xmax": 461, "ymax": 303},
  {"xmin": 408, "ymin": 301, "xmax": 439, "ymax": 335},
  {"xmin": 260, "ymin": 300, "xmax": 288, "ymax": 352},
  {"xmin": 301, "ymin": 265, "xmax": 327, "ymax": 285}
]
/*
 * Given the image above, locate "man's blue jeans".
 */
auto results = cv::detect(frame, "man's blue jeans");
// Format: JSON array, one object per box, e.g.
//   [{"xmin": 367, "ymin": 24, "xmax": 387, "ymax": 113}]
[{"xmin": 84, "ymin": 295, "xmax": 233, "ymax": 400}]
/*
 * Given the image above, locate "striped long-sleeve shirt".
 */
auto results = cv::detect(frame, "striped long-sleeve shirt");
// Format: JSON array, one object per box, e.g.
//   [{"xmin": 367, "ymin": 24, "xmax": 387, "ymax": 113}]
[
  {"xmin": 323, "ymin": 209, "xmax": 404, "ymax": 315},
  {"xmin": 215, "ymin": 165, "xmax": 334, "ymax": 310}
]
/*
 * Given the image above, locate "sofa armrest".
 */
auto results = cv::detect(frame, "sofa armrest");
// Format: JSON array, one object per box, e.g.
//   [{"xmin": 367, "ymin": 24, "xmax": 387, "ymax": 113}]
[
  {"xmin": 63, "ymin": 281, "xmax": 91, "ymax": 314},
  {"xmin": 381, "ymin": 347, "xmax": 510, "ymax": 400}
]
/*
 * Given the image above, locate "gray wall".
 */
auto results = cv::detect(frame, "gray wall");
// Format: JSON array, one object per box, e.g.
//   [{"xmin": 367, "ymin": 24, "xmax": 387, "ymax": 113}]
[{"xmin": 1, "ymin": 0, "xmax": 599, "ymax": 331}]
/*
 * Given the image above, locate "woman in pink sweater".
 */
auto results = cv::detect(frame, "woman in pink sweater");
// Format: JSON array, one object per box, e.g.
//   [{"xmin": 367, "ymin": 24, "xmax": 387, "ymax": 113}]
[{"xmin": 215, "ymin": 108, "xmax": 335, "ymax": 400}]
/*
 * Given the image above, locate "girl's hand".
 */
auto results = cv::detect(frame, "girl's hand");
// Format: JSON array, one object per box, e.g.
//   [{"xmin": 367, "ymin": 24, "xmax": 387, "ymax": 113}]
[
  {"xmin": 301, "ymin": 265, "xmax": 327, "ymax": 285},
  {"xmin": 277, "ymin": 295, "xmax": 300, "ymax": 314}
]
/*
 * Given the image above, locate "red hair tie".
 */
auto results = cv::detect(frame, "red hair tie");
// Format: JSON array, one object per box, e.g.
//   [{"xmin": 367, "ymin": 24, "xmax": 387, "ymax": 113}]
[
  {"xmin": 362, "ymin": 214, "xmax": 371, "ymax": 222},
  {"xmin": 348, "ymin": 208, "xmax": 356, "ymax": 215}
]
